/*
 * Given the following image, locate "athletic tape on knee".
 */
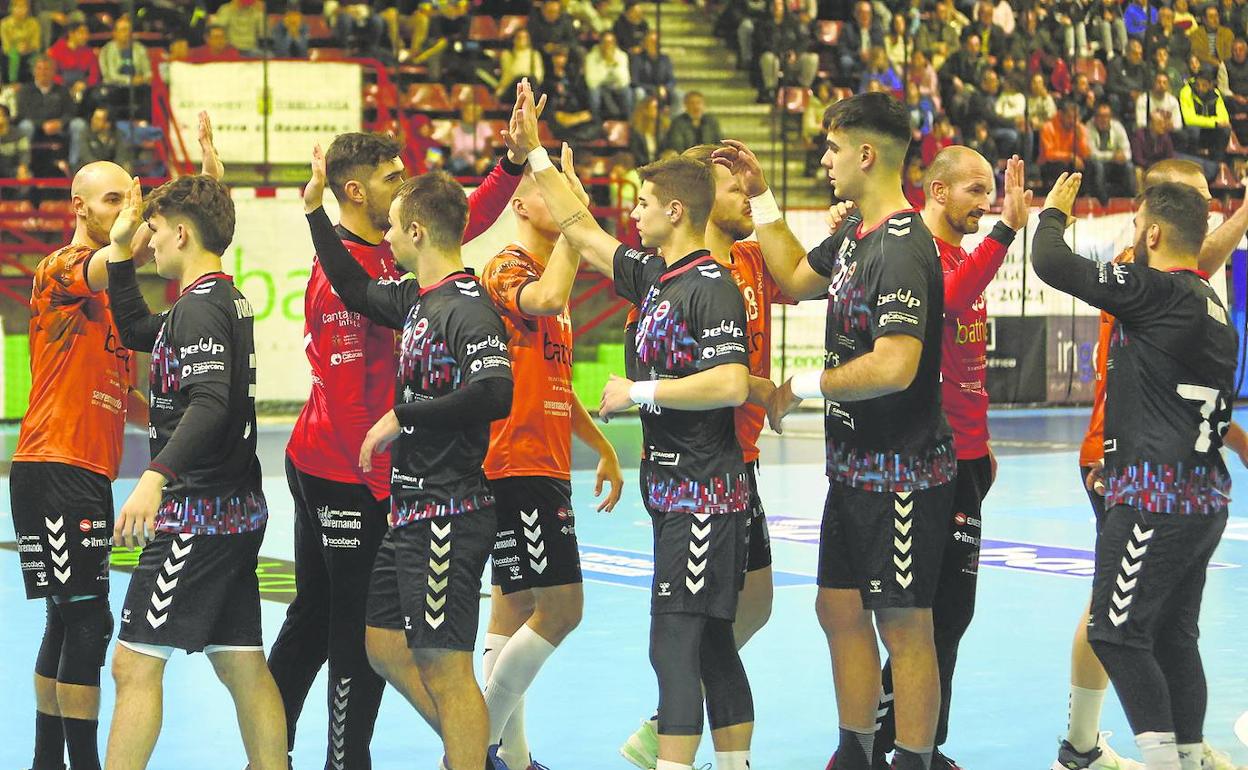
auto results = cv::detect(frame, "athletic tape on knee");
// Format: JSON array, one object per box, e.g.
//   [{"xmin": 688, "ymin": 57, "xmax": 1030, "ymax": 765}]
[{"xmin": 56, "ymin": 596, "xmax": 112, "ymax": 686}]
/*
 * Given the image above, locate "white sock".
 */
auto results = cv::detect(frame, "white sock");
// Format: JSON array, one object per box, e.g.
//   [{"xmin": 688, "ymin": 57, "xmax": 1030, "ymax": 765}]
[
  {"xmin": 655, "ymin": 761, "xmax": 694, "ymax": 770},
  {"xmin": 1135, "ymin": 731, "xmax": 1181, "ymax": 770},
  {"xmin": 483, "ymin": 633, "xmax": 529, "ymax": 767},
  {"xmin": 484, "ymin": 625, "xmax": 555, "ymax": 762},
  {"xmin": 1177, "ymin": 742, "xmax": 1202, "ymax": 770},
  {"xmin": 1067, "ymin": 685, "xmax": 1107, "ymax": 753},
  {"xmin": 716, "ymin": 750, "xmax": 751, "ymax": 769}
]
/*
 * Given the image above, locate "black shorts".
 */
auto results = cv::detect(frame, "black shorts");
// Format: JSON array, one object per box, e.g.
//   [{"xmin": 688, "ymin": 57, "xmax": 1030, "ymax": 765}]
[
  {"xmin": 366, "ymin": 511, "xmax": 496, "ymax": 652},
  {"xmin": 1080, "ymin": 463, "xmax": 1108, "ymax": 532},
  {"xmin": 10, "ymin": 461, "xmax": 113, "ymax": 600},
  {"xmin": 745, "ymin": 462, "xmax": 773, "ymax": 572},
  {"xmin": 1088, "ymin": 505, "xmax": 1226, "ymax": 650},
  {"xmin": 817, "ymin": 480, "xmax": 955, "ymax": 609},
  {"xmin": 489, "ymin": 476, "xmax": 581, "ymax": 593},
  {"xmin": 118, "ymin": 528, "xmax": 265, "ymax": 652},
  {"xmin": 942, "ymin": 456, "xmax": 993, "ymax": 580},
  {"xmin": 651, "ymin": 509, "xmax": 749, "ymax": 621}
]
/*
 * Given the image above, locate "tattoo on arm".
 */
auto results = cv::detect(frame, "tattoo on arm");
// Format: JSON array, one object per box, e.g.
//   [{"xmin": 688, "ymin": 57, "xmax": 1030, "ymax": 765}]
[{"xmin": 559, "ymin": 210, "xmax": 590, "ymax": 229}]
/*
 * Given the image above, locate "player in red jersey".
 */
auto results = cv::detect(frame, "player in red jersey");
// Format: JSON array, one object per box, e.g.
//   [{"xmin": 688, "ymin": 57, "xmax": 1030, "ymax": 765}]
[
  {"xmin": 9, "ymin": 115, "xmax": 219, "ymax": 770},
  {"xmin": 270, "ymin": 118, "xmax": 531, "ymax": 770}
]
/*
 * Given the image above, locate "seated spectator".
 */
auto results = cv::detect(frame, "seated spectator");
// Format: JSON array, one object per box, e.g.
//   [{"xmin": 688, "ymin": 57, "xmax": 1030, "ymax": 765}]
[
  {"xmin": 1179, "ymin": 64, "xmax": 1231, "ymax": 162},
  {"xmin": 2, "ymin": 0, "xmax": 41, "ymax": 84},
  {"xmin": 1190, "ymin": 5, "xmax": 1233, "ymax": 66},
  {"xmin": 15, "ymin": 55, "xmax": 83, "ymax": 173},
  {"xmin": 447, "ymin": 101, "xmax": 496, "ymax": 177},
  {"xmin": 837, "ymin": 1, "xmax": 883, "ymax": 86},
  {"xmin": 1124, "ymin": 0, "xmax": 1158, "ymax": 40},
  {"xmin": 665, "ymin": 91, "xmax": 721, "ymax": 153},
  {"xmin": 956, "ymin": 68, "xmax": 1020, "ymax": 157},
  {"xmin": 336, "ymin": 2, "xmax": 391, "ymax": 63},
  {"xmin": 920, "ymin": 114, "xmax": 956, "ymax": 166},
  {"xmin": 907, "ymin": 49, "xmax": 941, "ymax": 113},
  {"xmin": 967, "ymin": 0, "xmax": 1007, "ymax": 67},
  {"xmin": 530, "ymin": 0, "xmax": 581, "ymax": 66},
  {"xmin": 904, "ymin": 81, "xmax": 935, "ymax": 140},
  {"xmin": 996, "ymin": 72, "xmax": 1028, "ymax": 131},
  {"xmin": 407, "ymin": 1, "xmax": 472, "ymax": 81},
  {"xmin": 1089, "ymin": 0, "xmax": 1128, "ymax": 58},
  {"xmin": 1147, "ymin": 7, "xmax": 1192, "ymax": 62},
  {"xmin": 70, "ymin": 105, "xmax": 131, "ymax": 171},
  {"xmin": 585, "ymin": 31, "xmax": 633, "ymax": 121},
  {"xmin": 883, "ymin": 13, "xmax": 907, "ymax": 74},
  {"xmin": 1028, "ymin": 73, "xmax": 1058, "ymax": 131},
  {"xmin": 630, "ymin": 31, "xmax": 676, "ymax": 108},
  {"xmin": 1132, "ymin": 109, "xmax": 1178, "ymax": 178},
  {"xmin": 806, "ymin": 80, "xmax": 839, "ymax": 171},
  {"xmin": 1174, "ymin": 0, "xmax": 1198, "ymax": 30},
  {"xmin": 212, "ymin": 0, "xmax": 265, "ymax": 56},
  {"xmin": 968, "ymin": 120, "xmax": 1002, "ymax": 167},
  {"xmin": 190, "ymin": 24, "xmax": 244, "ymax": 60},
  {"xmin": 1225, "ymin": 37, "xmax": 1248, "ymax": 136},
  {"xmin": 627, "ymin": 94, "xmax": 666, "ymax": 166},
  {"xmin": 859, "ymin": 46, "xmax": 900, "ymax": 97},
  {"xmin": 607, "ymin": 150, "xmax": 640, "ymax": 215},
  {"xmin": 159, "ymin": 36, "xmax": 189, "ymax": 81},
  {"xmin": 758, "ymin": 6, "xmax": 819, "ymax": 102},
  {"xmin": 915, "ymin": 0, "xmax": 959, "ymax": 71},
  {"xmin": 567, "ymin": 0, "xmax": 611, "ymax": 36},
  {"xmin": 47, "ymin": 20, "xmax": 99, "ymax": 96},
  {"xmin": 35, "ymin": 0, "xmax": 76, "ymax": 56},
  {"xmin": 1039, "ymin": 99, "xmax": 1091, "ymax": 188},
  {"xmin": 0, "ymin": 104, "xmax": 32, "ymax": 185},
  {"xmin": 1150, "ymin": 46, "xmax": 1188, "ymax": 95},
  {"xmin": 940, "ymin": 30, "xmax": 986, "ymax": 115},
  {"xmin": 902, "ymin": 156, "xmax": 925, "ymax": 208},
  {"xmin": 97, "ymin": 15, "xmax": 151, "ymax": 120},
  {"xmin": 269, "ymin": 7, "xmax": 309, "ymax": 58},
  {"xmin": 543, "ymin": 45, "xmax": 598, "ymax": 142},
  {"xmin": 406, "ymin": 113, "xmax": 446, "ymax": 174},
  {"xmin": 1086, "ymin": 101, "xmax": 1136, "ymax": 204},
  {"xmin": 496, "ymin": 28, "xmax": 544, "ymax": 98},
  {"xmin": 1136, "ymin": 72, "xmax": 1184, "ymax": 132},
  {"xmin": 1108, "ymin": 38, "xmax": 1150, "ymax": 129},
  {"xmin": 614, "ymin": 1, "xmax": 649, "ymax": 56},
  {"xmin": 1071, "ymin": 74, "xmax": 1101, "ymax": 123}
]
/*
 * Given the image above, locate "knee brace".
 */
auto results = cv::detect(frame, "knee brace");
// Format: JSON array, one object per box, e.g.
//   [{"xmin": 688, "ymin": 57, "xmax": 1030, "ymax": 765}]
[
  {"xmin": 35, "ymin": 598, "xmax": 66, "ymax": 680},
  {"xmin": 649, "ymin": 614, "xmax": 706, "ymax": 736},
  {"xmin": 54, "ymin": 596, "xmax": 113, "ymax": 686},
  {"xmin": 700, "ymin": 619, "xmax": 754, "ymax": 730}
]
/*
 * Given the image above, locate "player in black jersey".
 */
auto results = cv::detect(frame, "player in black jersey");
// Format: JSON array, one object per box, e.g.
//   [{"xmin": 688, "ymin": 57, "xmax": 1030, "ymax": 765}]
[
  {"xmin": 512, "ymin": 82, "xmax": 756, "ymax": 770},
  {"xmin": 1034, "ymin": 176, "xmax": 1236, "ymax": 770},
  {"xmin": 302, "ymin": 146, "xmax": 514, "ymax": 770},
  {"xmin": 715, "ymin": 92, "xmax": 955, "ymax": 770},
  {"xmin": 101, "ymin": 176, "xmax": 287, "ymax": 770}
]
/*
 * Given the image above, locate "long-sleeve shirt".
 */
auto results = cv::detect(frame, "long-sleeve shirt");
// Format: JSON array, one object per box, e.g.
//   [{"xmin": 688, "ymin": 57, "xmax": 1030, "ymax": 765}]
[
  {"xmin": 1040, "ymin": 117, "xmax": 1091, "ymax": 163},
  {"xmin": 1123, "ymin": 4, "xmax": 1158, "ymax": 37},
  {"xmin": 1131, "ymin": 127, "xmax": 1176, "ymax": 167},
  {"xmin": 0, "ymin": 127, "xmax": 29, "ymax": 174},
  {"xmin": 15, "ymin": 82, "xmax": 74, "ymax": 125},
  {"xmin": 1136, "ymin": 90, "xmax": 1183, "ymax": 130},
  {"xmin": 47, "ymin": 37, "xmax": 101, "ymax": 86},
  {"xmin": 98, "ymin": 40, "xmax": 152, "ymax": 85},
  {"xmin": 1086, "ymin": 119, "xmax": 1132, "ymax": 161},
  {"xmin": 1179, "ymin": 82, "xmax": 1230, "ymax": 128},
  {"xmin": 213, "ymin": 0, "xmax": 266, "ymax": 52},
  {"xmin": 0, "ymin": 15, "xmax": 39, "ymax": 54},
  {"xmin": 584, "ymin": 46, "xmax": 630, "ymax": 89}
]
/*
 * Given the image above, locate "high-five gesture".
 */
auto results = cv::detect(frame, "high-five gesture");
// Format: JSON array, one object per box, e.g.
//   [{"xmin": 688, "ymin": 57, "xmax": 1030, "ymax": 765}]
[
  {"xmin": 502, "ymin": 77, "xmax": 547, "ymax": 164},
  {"xmin": 560, "ymin": 142, "xmax": 590, "ymax": 206},
  {"xmin": 999, "ymin": 155, "xmax": 1033, "ymax": 231},
  {"xmin": 711, "ymin": 139, "xmax": 769, "ymax": 197},
  {"xmin": 1043, "ymin": 171, "xmax": 1083, "ymax": 222},
  {"xmin": 109, "ymin": 177, "xmax": 145, "ymax": 256},
  {"xmin": 198, "ymin": 110, "xmax": 224, "ymax": 180},
  {"xmin": 304, "ymin": 143, "xmax": 327, "ymax": 213}
]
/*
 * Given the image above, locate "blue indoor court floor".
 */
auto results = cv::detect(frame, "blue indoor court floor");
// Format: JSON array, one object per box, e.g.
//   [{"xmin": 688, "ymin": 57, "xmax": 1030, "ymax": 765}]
[{"xmin": 2, "ymin": 408, "xmax": 1247, "ymax": 770}]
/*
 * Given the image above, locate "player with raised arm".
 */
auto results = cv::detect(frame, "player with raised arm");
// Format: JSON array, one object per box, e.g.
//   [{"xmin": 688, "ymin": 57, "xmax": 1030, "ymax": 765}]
[
  {"xmin": 302, "ymin": 143, "xmax": 514, "ymax": 770},
  {"xmin": 716, "ymin": 91, "xmax": 957, "ymax": 770},
  {"xmin": 512, "ymin": 81, "xmax": 755, "ymax": 770},
  {"xmin": 270, "ymin": 116, "xmax": 532, "ymax": 770},
  {"xmin": 8, "ymin": 114, "xmax": 219, "ymax": 770},
  {"xmin": 479, "ymin": 145, "xmax": 624, "ymax": 770},
  {"xmin": 1034, "ymin": 174, "xmax": 1236, "ymax": 770},
  {"xmin": 103, "ymin": 173, "xmax": 285, "ymax": 770}
]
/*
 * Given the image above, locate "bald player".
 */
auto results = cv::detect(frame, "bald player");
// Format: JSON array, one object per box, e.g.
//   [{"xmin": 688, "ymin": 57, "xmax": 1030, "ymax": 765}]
[
  {"xmin": 9, "ymin": 116, "xmax": 221, "ymax": 770},
  {"xmin": 1054, "ymin": 158, "xmax": 1248, "ymax": 770}
]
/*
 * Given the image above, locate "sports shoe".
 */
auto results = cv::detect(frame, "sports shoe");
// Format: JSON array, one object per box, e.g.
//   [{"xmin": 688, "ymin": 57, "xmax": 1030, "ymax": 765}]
[
  {"xmin": 1051, "ymin": 732, "xmax": 1144, "ymax": 770},
  {"xmin": 1203, "ymin": 741, "xmax": 1248, "ymax": 770},
  {"xmin": 526, "ymin": 761, "xmax": 551, "ymax": 770},
  {"xmin": 931, "ymin": 748, "xmax": 964, "ymax": 770},
  {"xmin": 487, "ymin": 744, "xmax": 512, "ymax": 770},
  {"xmin": 619, "ymin": 718, "xmax": 659, "ymax": 770},
  {"xmin": 825, "ymin": 751, "xmax": 891, "ymax": 770}
]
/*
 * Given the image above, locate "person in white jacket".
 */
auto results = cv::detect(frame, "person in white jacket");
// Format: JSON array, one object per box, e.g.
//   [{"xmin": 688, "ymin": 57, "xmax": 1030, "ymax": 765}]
[
  {"xmin": 584, "ymin": 30, "xmax": 633, "ymax": 121},
  {"xmin": 1136, "ymin": 73, "xmax": 1183, "ymax": 132},
  {"xmin": 1086, "ymin": 101, "xmax": 1137, "ymax": 204}
]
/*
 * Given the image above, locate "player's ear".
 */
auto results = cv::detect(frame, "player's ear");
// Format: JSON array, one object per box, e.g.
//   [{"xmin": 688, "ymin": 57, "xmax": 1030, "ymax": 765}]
[
  {"xmin": 668, "ymin": 199, "xmax": 684, "ymax": 226},
  {"xmin": 408, "ymin": 219, "xmax": 425, "ymax": 249},
  {"xmin": 343, "ymin": 179, "xmax": 366, "ymax": 205}
]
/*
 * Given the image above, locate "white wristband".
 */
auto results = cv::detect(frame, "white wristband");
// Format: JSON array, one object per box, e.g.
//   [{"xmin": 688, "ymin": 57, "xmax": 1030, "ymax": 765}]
[
  {"xmin": 527, "ymin": 146, "xmax": 553, "ymax": 172},
  {"xmin": 791, "ymin": 371, "xmax": 825, "ymax": 401},
  {"xmin": 629, "ymin": 380, "xmax": 659, "ymax": 407},
  {"xmin": 749, "ymin": 188, "xmax": 782, "ymax": 226}
]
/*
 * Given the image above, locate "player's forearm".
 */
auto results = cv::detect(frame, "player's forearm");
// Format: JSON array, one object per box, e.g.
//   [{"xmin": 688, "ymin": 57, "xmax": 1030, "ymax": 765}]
[
  {"xmin": 571, "ymin": 394, "xmax": 615, "ymax": 456},
  {"xmin": 530, "ymin": 164, "xmax": 616, "ymax": 267},
  {"xmin": 1031, "ymin": 208, "xmax": 1087, "ymax": 294},
  {"xmin": 1224, "ymin": 420, "xmax": 1247, "ymax": 455},
  {"xmin": 756, "ymin": 219, "xmax": 821, "ymax": 300},
  {"xmin": 814, "ymin": 350, "xmax": 916, "ymax": 402},
  {"xmin": 150, "ymin": 386, "xmax": 230, "ymax": 481},
  {"xmin": 307, "ymin": 207, "xmax": 375, "ymax": 316},
  {"xmin": 1198, "ymin": 201, "xmax": 1248, "ymax": 274},
  {"xmin": 520, "ymin": 235, "xmax": 581, "ymax": 315},
  {"xmin": 105, "ymin": 260, "xmax": 160, "ymax": 352},
  {"xmin": 394, "ymin": 377, "xmax": 513, "ymax": 429},
  {"xmin": 652, "ymin": 364, "xmax": 749, "ymax": 410},
  {"xmin": 945, "ymin": 222, "xmax": 1013, "ymax": 313}
]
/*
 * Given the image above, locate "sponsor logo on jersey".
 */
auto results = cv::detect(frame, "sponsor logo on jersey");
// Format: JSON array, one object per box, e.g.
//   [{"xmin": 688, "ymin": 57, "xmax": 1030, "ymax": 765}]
[
  {"xmin": 180, "ymin": 337, "xmax": 225, "ymax": 358},
  {"xmin": 466, "ymin": 335, "xmax": 506, "ymax": 356},
  {"xmin": 877, "ymin": 289, "xmax": 922, "ymax": 309},
  {"xmin": 700, "ymin": 320, "xmax": 744, "ymax": 339}
]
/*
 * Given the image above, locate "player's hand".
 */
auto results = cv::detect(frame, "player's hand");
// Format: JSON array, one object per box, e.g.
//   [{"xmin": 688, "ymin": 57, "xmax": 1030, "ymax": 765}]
[
  {"xmin": 1000, "ymin": 155, "xmax": 1034, "ymax": 231},
  {"xmin": 114, "ymin": 470, "xmax": 163, "ymax": 549},
  {"xmin": 561, "ymin": 143, "xmax": 590, "ymax": 206},
  {"xmin": 593, "ymin": 446, "xmax": 623, "ymax": 512},
  {"xmin": 502, "ymin": 77, "xmax": 548, "ymax": 164},
  {"xmin": 359, "ymin": 410, "xmax": 401, "ymax": 473},
  {"xmin": 304, "ymin": 144, "xmax": 327, "ymax": 214},
  {"xmin": 130, "ymin": 221, "xmax": 156, "ymax": 268},
  {"xmin": 109, "ymin": 177, "xmax": 145, "ymax": 255},
  {"xmin": 1043, "ymin": 171, "xmax": 1082, "ymax": 225},
  {"xmin": 711, "ymin": 140, "xmax": 769, "ymax": 198},
  {"xmin": 1084, "ymin": 459, "xmax": 1105, "ymax": 496},
  {"xmin": 747, "ymin": 375, "xmax": 777, "ymax": 409},
  {"xmin": 767, "ymin": 377, "xmax": 803, "ymax": 435},
  {"xmin": 598, "ymin": 373, "xmax": 636, "ymax": 423},
  {"xmin": 826, "ymin": 200, "xmax": 855, "ymax": 234},
  {"xmin": 198, "ymin": 111, "xmax": 224, "ymax": 180}
]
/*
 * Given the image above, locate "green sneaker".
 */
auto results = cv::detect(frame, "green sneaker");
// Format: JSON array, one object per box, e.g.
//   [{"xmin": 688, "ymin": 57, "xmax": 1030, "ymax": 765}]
[{"xmin": 619, "ymin": 718, "xmax": 659, "ymax": 770}]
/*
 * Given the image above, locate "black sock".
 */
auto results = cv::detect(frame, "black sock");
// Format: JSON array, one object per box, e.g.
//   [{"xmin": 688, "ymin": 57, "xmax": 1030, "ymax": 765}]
[
  {"xmin": 32, "ymin": 710, "xmax": 65, "ymax": 770},
  {"xmin": 62, "ymin": 717, "xmax": 101, "ymax": 770},
  {"xmin": 893, "ymin": 745, "xmax": 933, "ymax": 770},
  {"xmin": 835, "ymin": 727, "xmax": 873, "ymax": 770}
]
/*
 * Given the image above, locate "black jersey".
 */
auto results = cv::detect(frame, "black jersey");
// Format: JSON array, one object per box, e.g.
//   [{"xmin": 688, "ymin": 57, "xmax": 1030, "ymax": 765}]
[
  {"xmin": 107, "ymin": 265, "xmax": 266, "ymax": 535},
  {"xmin": 1033, "ymin": 209, "xmax": 1237, "ymax": 515},
  {"xmin": 805, "ymin": 208, "xmax": 956, "ymax": 493},
  {"xmin": 613, "ymin": 246, "xmax": 751, "ymax": 515}
]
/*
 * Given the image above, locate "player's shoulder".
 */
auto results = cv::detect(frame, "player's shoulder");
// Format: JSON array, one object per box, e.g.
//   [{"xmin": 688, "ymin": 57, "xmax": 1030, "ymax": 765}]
[
  {"xmin": 484, "ymin": 243, "xmax": 539, "ymax": 278},
  {"xmin": 730, "ymin": 240, "xmax": 762, "ymax": 264},
  {"xmin": 440, "ymin": 276, "xmax": 504, "ymax": 319},
  {"xmin": 36, "ymin": 243, "xmax": 94, "ymax": 287}
]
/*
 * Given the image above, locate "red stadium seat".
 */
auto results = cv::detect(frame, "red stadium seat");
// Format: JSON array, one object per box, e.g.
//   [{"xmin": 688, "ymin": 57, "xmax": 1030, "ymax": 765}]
[
  {"xmin": 0, "ymin": 201, "xmax": 33, "ymax": 214},
  {"xmin": 405, "ymin": 83, "xmax": 454, "ymax": 113},
  {"xmin": 1075, "ymin": 58, "xmax": 1107, "ymax": 85},
  {"xmin": 1211, "ymin": 162, "xmax": 1243, "ymax": 190},
  {"xmin": 450, "ymin": 83, "xmax": 502, "ymax": 112},
  {"xmin": 1228, "ymin": 131, "xmax": 1248, "ymax": 156},
  {"xmin": 602, "ymin": 120, "xmax": 630, "ymax": 147},
  {"xmin": 1072, "ymin": 199, "xmax": 1101, "ymax": 217},
  {"xmin": 469, "ymin": 15, "xmax": 500, "ymax": 42},
  {"xmin": 38, "ymin": 200, "xmax": 74, "ymax": 215},
  {"xmin": 306, "ymin": 15, "xmax": 333, "ymax": 41},
  {"xmin": 816, "ymin": 20, "xmax": 841, "ymax": 46},
  {"xmin": 498, "ymin": 15, "xmax": 528, "ymax": 38},
  {"xmin": 777, "ymin": 86, "xmax": 810, "ymax": 114}
]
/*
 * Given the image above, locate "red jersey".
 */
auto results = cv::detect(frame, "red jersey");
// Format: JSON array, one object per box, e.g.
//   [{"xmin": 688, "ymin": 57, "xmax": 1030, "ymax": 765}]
[
  {"xmin": 286, "ymin": 161, "xmax": 523, "ymax": 498},
  {"xmin": 482, "ymin": 243, "xmax": 574, "ymax": 480},
  {"xmin": 47, "ymin": 38, "xmax": 101, "ymax": 86},
  {"xmin": 1079, "ymin": 247, "xmax": 1135, "ymax": 466},
  {"xmin": 937, "ymin": 223, "xmax": 1013, "ymax": 460},
  {"xmin": 14, "ymin": 244, "xmax": 133, "ymax": 479}
]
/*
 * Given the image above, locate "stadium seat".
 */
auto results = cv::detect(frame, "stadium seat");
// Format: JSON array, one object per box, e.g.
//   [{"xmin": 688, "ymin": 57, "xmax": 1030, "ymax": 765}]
[
  {"xmin": 405, "ymin": 83, "xmax": 454, "ymax": 113},
  {"xmin": 38, "ymin": 200, "xmax": 74, "ymax": 215},
  {"xmin": 1211, "ymin": 162, "xmax": 1243, "ymax": 190},
  {"xmin": 498, "ymin": 15, "xmax": 528, "ymax": 38},
  {"xmin": 0, "ymin": 201, "xmax": 33, "ymax": 214},
  {"xmin": 1227, "ymin": 131, "xmax": 1248, "ymax": 156},
  {"xmin": 1072, "ymin": 199, "xmax": 1101, "ymax": 216},
  {"xmin": 816, "ymin": 20, "xmax": 841, "ymax": 47},
  {"xmin": 310, "ymin": 47, "xmax": 348, "ymax": 61},
  {"xmin": 469, "ymin": 15, "xmax": 501, "ymax": 43},
  {"xmin": 306, "ymin": 15, "xmax": 333, "ymax": 41},
  {"xmin": 450, "ymin": 84, "xmax": 502, "ymax": 112},
  {"xmin": 777, "ymin": 87, "xmax": 810, "ymax": 114},
  {"xmin": 1075, "ymin": 58, "xmax": 1107, "ymax": 86}
]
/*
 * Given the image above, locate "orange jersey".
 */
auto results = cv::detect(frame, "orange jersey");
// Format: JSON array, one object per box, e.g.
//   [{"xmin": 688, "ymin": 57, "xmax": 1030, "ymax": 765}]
[
  {"xmin": 1079, "ymin": 247, "xmax": 1135, "ymax": 466},
  {"xmin": 482, "ymin": 244, "xmax": 574, "ymax": 480},
  {"xmin": 14, "ymin": 244, "xmax": 133, "ymax": 479}
]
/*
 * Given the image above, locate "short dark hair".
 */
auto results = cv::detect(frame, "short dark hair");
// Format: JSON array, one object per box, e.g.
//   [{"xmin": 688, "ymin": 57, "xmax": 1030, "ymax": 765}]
[
  {"xmin": 822, "ymin": 92, "xmax": 912, "ymax": 154},
  {"xmin": 394, "ymin": 171, "xmax": 468, "ymax": 250},
  {"xmin": 325, "ymin": 132, "xmax": 404, "ymax": 202},
  {"xmin": 144, "ymin": 175, "xmax": 236, "ymax": 256},
  {"xmin": 1138, "ymin": 181, "xmax": 1208, "ymax": 255},
  {"xmin": 637, "ymin": 156, "xmax": 715, "ymax": 231}
]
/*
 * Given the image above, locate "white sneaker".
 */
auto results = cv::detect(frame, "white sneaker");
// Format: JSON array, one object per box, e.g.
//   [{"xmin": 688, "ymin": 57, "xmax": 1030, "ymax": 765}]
[
  {"xmin": 1203, "ymin": 741, "xmax": 1248, "ymax": 770},
  {"xmin": 1094, "ymin": 733, "xmax": 1146, "ymax": 770},
  {"xmin": 1054, "ymin": 732, "xmax": 1146, "ymax": 770}
]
